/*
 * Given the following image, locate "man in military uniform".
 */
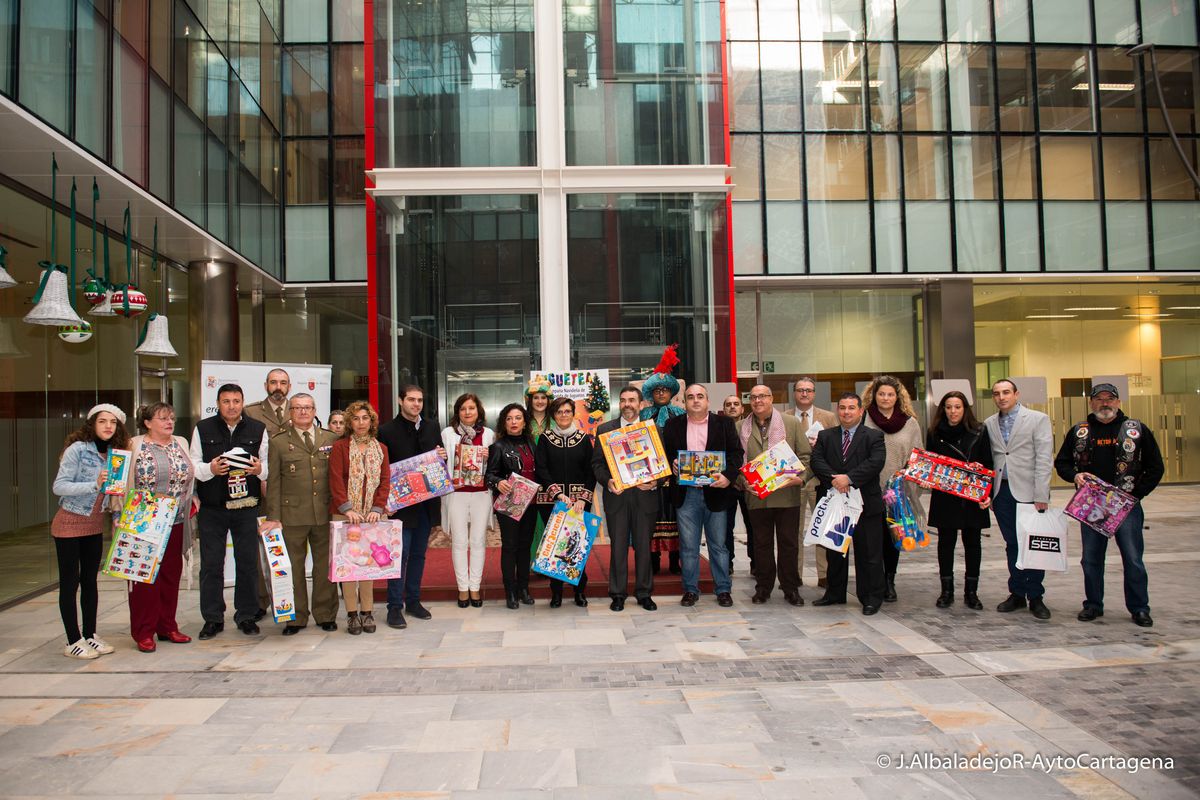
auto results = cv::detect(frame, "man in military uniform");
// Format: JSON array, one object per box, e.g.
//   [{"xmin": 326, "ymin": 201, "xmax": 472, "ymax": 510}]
[
  {"xmin": 263, "ymin": 393, "xmax": 339, "ymax": 634},
  {"xmin": 244, "ymin": 368, "xmax": 293, "ymax": 436}
]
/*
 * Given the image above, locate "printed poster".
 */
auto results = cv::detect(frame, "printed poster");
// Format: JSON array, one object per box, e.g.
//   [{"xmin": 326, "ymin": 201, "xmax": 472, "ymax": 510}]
[{"xmin": 528, "ymin": 370, "xmax": 610, "ymax": 435}]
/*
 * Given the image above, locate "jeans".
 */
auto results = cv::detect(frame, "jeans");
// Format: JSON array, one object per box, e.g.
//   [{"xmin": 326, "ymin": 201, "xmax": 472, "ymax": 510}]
[
  {"xmin": 1081, "ymin": 503, "xmax": 1148, "ymax": 614},
  {"xmin": 388, "ymin": 505, "xmax": 432, "ymax": 610},
  {"xmin": 993, "ymin": 481, "xmax": 1046, "ymax": 600},
  {"xmin": 676, "ymin": 488, "xmax": 731, "ymax": 595}
]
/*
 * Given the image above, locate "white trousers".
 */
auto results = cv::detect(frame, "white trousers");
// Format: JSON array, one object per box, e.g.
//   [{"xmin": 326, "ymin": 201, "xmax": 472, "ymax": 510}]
[{"xmin": 445, "ymin": 491, "xmax": 492, "ymax": 591}]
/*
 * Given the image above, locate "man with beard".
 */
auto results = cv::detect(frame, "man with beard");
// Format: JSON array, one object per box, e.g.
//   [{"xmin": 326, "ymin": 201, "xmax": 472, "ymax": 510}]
[
  {"xmin": 1054, "ymin": 384, "xmax": 1163, "ymax": 628},
  {"xmin": 244, "ymin": 369, "xmax": 293, "ymax": 437}
]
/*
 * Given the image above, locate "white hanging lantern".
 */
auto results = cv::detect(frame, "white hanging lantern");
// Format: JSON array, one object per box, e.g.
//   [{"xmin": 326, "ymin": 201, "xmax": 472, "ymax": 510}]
[
  {"xmin": 24, "ymin": 263, "xmax": 84, "ymax": 327},
  {"xmin": 0, "ymin": 319, "xmax": 28, "ymax": 358},
  {"xmin": 134, "ymin": 313, "xmax": 177, "ymax": 358},
  {"xmin": 0, "ymin": 245, "xmax": 16, "ymax": 290}
]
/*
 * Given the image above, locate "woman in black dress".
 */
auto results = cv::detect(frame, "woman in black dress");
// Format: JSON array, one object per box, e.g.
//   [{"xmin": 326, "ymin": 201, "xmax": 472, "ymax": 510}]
[{"xmin": 534, "ymin": 397, "xmax": 595, "ymax": 607}]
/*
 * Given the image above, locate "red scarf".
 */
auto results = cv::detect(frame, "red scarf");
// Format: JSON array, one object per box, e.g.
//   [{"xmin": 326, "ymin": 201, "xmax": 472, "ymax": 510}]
[{"xmin": 867, "ymin": 404, "xmax": 909, "ymax": 435}]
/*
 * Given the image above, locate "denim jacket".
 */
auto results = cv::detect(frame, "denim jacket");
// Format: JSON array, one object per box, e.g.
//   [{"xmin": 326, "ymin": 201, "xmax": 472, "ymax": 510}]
[{"xmin": 53, "ymin": 441, "xmax": 107, "ymax": 516}]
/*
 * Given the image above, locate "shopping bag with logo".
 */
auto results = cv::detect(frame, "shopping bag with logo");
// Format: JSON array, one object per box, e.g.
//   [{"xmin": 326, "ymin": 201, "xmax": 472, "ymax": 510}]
[
  {"xmin": 803, "ymin": 488, "xmax": 862, "ymax": 554},
  {"xmin": 1015, "ymin": 504, "xmax": 1069, "ymax": 572}
]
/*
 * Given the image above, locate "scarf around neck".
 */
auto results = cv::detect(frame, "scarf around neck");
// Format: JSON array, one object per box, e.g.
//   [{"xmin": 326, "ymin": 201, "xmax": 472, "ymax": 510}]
[
  {"xmin": 739, "ymin": 409, "xmax": 785, "ymax": 452},
  {"xmin": 346, "ymin": 435, "xmax": 385, "ymax": 515},
  {"xmin": 456, "ymin": 421, "xmax": 483, "ymax": 446},
  {"xmin": 867, "ymin": 404, "xmax": 909, "ymax": 435}
]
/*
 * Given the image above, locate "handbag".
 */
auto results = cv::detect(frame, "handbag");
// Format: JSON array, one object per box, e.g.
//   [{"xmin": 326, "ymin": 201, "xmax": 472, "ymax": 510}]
[{"xmin": 1015, "ymin": 504, "xmax": 1069, "ymax": 572}]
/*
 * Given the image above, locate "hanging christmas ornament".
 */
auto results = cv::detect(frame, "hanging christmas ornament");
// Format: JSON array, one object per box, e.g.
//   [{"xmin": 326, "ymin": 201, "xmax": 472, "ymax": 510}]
[
  {"xmin": 113, "ymin": 206, "xmax": 145, "ymax": 318},
  {"xmin": 26, "ymin": 162, "xmax": 84, "ymax": 327},
  {"xmin": 82, "ymin": 179, "xmax": 106, "ymax": 305},
  {"xmin": 82, "ymin": 275, "xmax": 106, "ymax": 305},
  {"xmin": 133, "ymin": 313, "xmax": 177, "ymax": 357},
  {"xmin": 89, "ymin": 228, "xmax": 117, "ymax": 317},
  {"xmin": 58, "ymin": 321, "xmax": 93, "ymax": 344},
  {"xmin": 0, "ymin": 245, "xmax": 16, "ymax": 290}
]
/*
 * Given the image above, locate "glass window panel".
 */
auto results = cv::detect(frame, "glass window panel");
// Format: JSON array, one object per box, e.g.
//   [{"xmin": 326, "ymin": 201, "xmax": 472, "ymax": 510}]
[
  {"xmin": 906, "ymin": 202, "xmax": 952, "ymax": 271},
  {"xmin": 1152, "ymin": 201, "xmax": 1200, "ymax": 268},
  {"xmin": 174, "ymin": 102, "xmax": 205, "ymax": 224},
  {"xmin": 953, "ymin": 135, "xmax": 997, "ymax": 199},
  {"xmin": 764, "ymin": 135, "xmax": 803, "ymax": 199},
  {"xmin": 260, "ymin": 9, "xmax": 281, "ymax": 125},
  {"xmin": 996, "ymin": 47, "xmax": 1034, "ymax": 131},
  {"xmin": 76, "ymin": 0, "xmax": 110, "ymax": 156},
  {"xmin": 899, "ymin": 44, "xmax": 948, "ymax": 131},
  {"xmin": 806, "ymin": 134, "xmax": 868, "ymax": 199},
  {"xmin": 1096, "ymin": 48, "xmax": 1143, "ymax": 133},
  {"xmin": 334, "ymin": 205, "xmax": 366, "ymax": 280},
  {"xmin": 0, "ymin": 0, "xmax": 15, "ymax": 94},
  {"xmin": 238, "ymin": 173, "xmax": 262, "ymax": 266},
  {"xmin": 1000, "ymin": 135, "xmax": 1037, "ymax": 198},
  {"xmin": 802, "ymin": 42, "xmax": 866, "ymax": 130},
  {"xmin": 866, "ymin": 0, "xmax": 894, "ymax": 39},
  {"xmin": 284, "ymin": 45, "xmax": 329, "ymax": 136},
  {"xmin": 207, "ymin": 42, "xmax": 230, "ymax": 143},
  {"xmin": 114, "ymin": 0, "xmax": 146, "ymax": 58},
  {"xmin": 1003, "ymin": 200, "xmax": 1040, "ymax": 269},
  {"xmin": 1036, "ymin": 48, "xmax": 1094, "ymax": 132},
  {"xmin": 1041, "ymin": 137, "xmax": 1098, "ymax": 200},
  {"xmin": 332, "ymin": 43, "xmax": 363, "ymax": 135},
  {"xmin": 333, "ymin": 136, "xmax": 364, "ymax": 203},
  {"xmin": 730, "ymin": 43, "xmax": 761, "ymax": 132},
  {"xmin": 1032, "ymin": 0, "xmax": 1091, "ymax": 43},
  {"xmin": 896, "ymin": 0, "xmax": 942, "ymax": 40},
  {"xmin": 903, "ymin": 135, "xmax": 949, "ymax": 199},
  {"xmin": 1106, "ymin": 201, "xmax": 1149, "ymax": 270},
  {"xmin": 149, "ymin": 0, "xmax": 170, "ymax": 79},
  {"xmin": 955, "ymin": 200, "xmax": 1001, "ymax": 270},
  {"xmin": 332, "ymin": 0, "xmax": 364, "ymax": 42},
  {"xmin": 207, "ymin": 136, "xmax": 228, "ymax": 241},
  {"xmin": 761, "ymin": 42, "xmax": 802, "ymax": 130},
  {"xmin": 1044, "ymin": 202, "xmax": 1102, "ymax": 270},
  {"xmin": 149, "ymin": 77, "xmax": 170, "ymax": 198},
  {"xmin": 1095, "ymin": 0, "xmax": 1138, "ymax": 44},
  {"xmin": 948, "ymin": 44, "xmax": 994, "ymax": 131},
  {"xmin": 766, "ymin": 202, "xmax": 805, "ymax": 273},
  {"xmin": 727, "ymin": 0, "xmax": 759, "ymax": 40},
  {"xmin": 174, "ymin": 0, "xmax": 205, "ymax": 119},
  {"xmin": 945, "ymin": 0, "xmax": 991, "ymax": 42},
  {"xmin": 874, "ymin": 199, "xmax": 903, "ymax": 271},
  {"xmin": 872, "ymin": 133, "xmax": 901, "ymax": 199},
  {"xmin": 867, "ymin": 42, "xmax": 899, "ymax": 131},
  {"xmin": 207, "ymin": 0, "xmax": 229, "ymax": 53},
  {"xmin": 733, "ymin": 201, "xmax": 764, "ymax": 274},
  {"xmin": 285, "ymin": 139, "xmax": 328, "ymax": 205},
  {"xmin": 113, "ymin": 37, "xmax": 148, "ymax": 185},
  {"xmin": 1141, "ymin": 0, "xmax": 1199, "ymax": 47},
  {"xmin": 731, "ymin": 135, "xmax": 762, "ymax": 200},
  {"xmin": 993, "ymin": 0, "xmax": 1029, "ymax": 41},
  {"xmin": 19, "ymin": 0, "xmax": 72, "ymax": 131},
  {"xmin": 285, "ymin": 206, "xmax": 330, "ymax": 280},
  {"xmin": 797, "ymin": 0, "xmax": 864, "ymax": 40},
  {"xmin": 284, "ymin": 0, "xmax": 326, "ymax": 42},
  {"xmin": 1149, "ymin": 137, "xmax": 1200, "ymax": 199},
  {"xmin": 808, "ymin": 200, "xmax": 871, "ymax": 271},
  {"xmin": 1103, "ymin": 137, "xmax": 1147, "ymax": 200},
  {"xmin": 1149, "ymin": 51, "xmax": 1199, "ymax": 136},
  {"xmin": 759, "ymin": 0, "xmax": 800, "ymax": 38}
]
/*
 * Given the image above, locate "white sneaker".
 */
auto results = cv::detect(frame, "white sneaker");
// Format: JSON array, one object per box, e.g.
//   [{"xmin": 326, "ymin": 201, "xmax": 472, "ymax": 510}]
[
  {"xmin": 64, "ymin": 640, "xmax": 100, "ymax": 660},
  {"xmin": 85, "ymin": 636, "xmax": 115, "ymax": 655}
]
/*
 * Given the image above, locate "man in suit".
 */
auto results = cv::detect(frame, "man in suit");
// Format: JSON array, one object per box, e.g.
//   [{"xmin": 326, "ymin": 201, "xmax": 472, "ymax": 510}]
[
  {"xmin": 593, "ymin": 385, "xmax": 659, "ymax": 612},
  {"xmin": 662, "ymin": 384, "xmax": 744, "ymax": 608},
  {"xmin": 809, "ymin": 392, "xmax": 887, "ymax": 614},
  {"xmin": 262, "ymin": 393, "xmax": 339, "ymax": 635},
  {"xmin": 983, "ymin": 378, "xmax": 1055, "ymax": 620},
  {"xmin": 789, "ymin": 377, "xmax": 838, "ymax": 588},
  {"xmin": 243, "ymin": 368, "xmax": 293, "ymax": 437}
]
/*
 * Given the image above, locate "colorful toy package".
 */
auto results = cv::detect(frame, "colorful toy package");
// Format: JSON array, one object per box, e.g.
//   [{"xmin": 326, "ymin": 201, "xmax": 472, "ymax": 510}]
[
  {"xmin": 258, "ymin": 520, "xmax": 296, "ymax": 623},
  {"xmin": 884, "ymin": 473, "xmax": 928, "ymax": 551},
  {"xmin": 329, "ymin": 519, "xmax": 404, "ymax": 582},
  {"xmin": 740, "ymin": 441, "xmax": 804, "ymax": 499},
  {"xmin": 678, "ymin": 450, "xmax": 726, "ymax": 487},
  {"xmin": 102, "ymin": 490, "xmax": 178, "ymax": 584},
  {"xmin": 1064, "ymin": 474, "xmax": 1137, "ymax": 537},
  {"xmin": 532, "ymin": 500, "xmax": 600, "ymax": 586},
  {"xmin": 901, "ymin": 447, "xmax": 994, "ymax": 502},
  {"xmin": 101, "ymin": 448, "xmax": 132, "ymax": 496},
  {"xmin": 598, "ymin": 419, "xmax": 672, "ymax": 491},
  {"xmin": 386, "ymin": 449, "xmax": 454, "ymax": 513},
  {"xmin": 453, "ymin": 443, "xmax": 487, "ymax": 489},
  {"xmin": 493, "ymin": 473, "xmax": 540, "ymax": 521}
]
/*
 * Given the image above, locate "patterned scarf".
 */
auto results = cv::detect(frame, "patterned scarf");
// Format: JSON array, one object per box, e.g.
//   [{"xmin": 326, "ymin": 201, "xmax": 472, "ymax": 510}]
[
  {"xmin": 739, "ymin": 409, "xmax": 785, "ymax": 452},
  {"xmin": 456, "ymin": 421, "xmax": 483, "ymax": 446},
  {"xmin": 346, "ymin": 435, "xmax": 385, "ymax": 515}
]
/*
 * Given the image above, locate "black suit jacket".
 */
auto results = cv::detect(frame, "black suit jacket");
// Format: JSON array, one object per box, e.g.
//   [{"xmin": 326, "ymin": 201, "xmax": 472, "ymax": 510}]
[
  {"xmin": 809, "ymin": 424, "xmax": 887, "ymax": 516},
  {"xmin": 592, "ymin": 417, "xmax": 660, "ymax": 514},
  {"xmin": 661, "ymin": 413, "xmax": 744, "ymax": 512}
]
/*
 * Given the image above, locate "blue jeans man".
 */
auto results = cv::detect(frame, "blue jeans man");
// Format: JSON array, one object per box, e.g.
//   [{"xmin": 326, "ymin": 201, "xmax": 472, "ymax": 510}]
[
  {"xmin": 993, "ymin": 481, "xmax": 1046, "ymax": 600},
  {"xmin": 676, "ymin": 488, "xmax": 731, "ymax": 599},
  {"xmin": 1080, "ymin": 503, "xmax": 1149, "ymax": 615},
  {"xmin": 388, "ymin": 504, "xmax": 432, "ymax": 614}
]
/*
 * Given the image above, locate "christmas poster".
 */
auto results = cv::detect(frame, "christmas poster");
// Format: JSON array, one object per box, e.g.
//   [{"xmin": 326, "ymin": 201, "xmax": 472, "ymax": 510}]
[{"xmin": 527, "ymin": 370, "xmax": 610, "ymax": 435}]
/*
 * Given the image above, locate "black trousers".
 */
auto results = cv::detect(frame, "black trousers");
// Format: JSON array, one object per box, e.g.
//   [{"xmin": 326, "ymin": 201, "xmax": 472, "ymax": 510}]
[
  {"xmin": 724, "ymin": 493, "xmax": 754, "ymax": 566},
  {"xmin": 55, "ymin": 534, "xmax": 102, "ymax": 644},
  {"xmin": 879, "ymin": 514, "xmax": 901, "ymax": 577},
  {"xmin": 197, "ymin": 506, "xmax": 261, "ymax": 624},
  {"xmin": 606, "ymin": 497, "xmax": 654, "ymax": 600},
  {"xmin": 936, "ymin": 527, "xmax": 982, "ymax": 578},
  {"xmin": 825, "ymin": 510, "xmax": 885, "ymax": 607},
  {"xmin": 498, "ymin": 511, "xmax": 536, "ymax": 593}
]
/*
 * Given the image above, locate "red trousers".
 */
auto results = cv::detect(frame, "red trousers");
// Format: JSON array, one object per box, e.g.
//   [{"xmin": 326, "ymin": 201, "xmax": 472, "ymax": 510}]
[{"xmin": 128, "ymin": 522, "xmax": 185, "ymax": 641}]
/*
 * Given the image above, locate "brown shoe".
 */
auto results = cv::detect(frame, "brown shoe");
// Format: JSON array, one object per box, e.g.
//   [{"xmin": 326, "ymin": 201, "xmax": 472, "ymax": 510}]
[
  {"xmin": 360, "ymin": 612, "xmax": 376, "ymax": 633},
  {"xmin": 346, "ymin": 612, "xmax": 362, "ymax": 635}
]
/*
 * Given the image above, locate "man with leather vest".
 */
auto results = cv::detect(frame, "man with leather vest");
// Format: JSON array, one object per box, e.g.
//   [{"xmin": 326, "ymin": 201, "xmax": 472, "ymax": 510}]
[
  {"xmin": 1054, "ymin": 383, "xmax": 1163, "ymax": 628},
  {"xmin": 190, "ymin": 384, "xmax": 270, "ymax": 639}
]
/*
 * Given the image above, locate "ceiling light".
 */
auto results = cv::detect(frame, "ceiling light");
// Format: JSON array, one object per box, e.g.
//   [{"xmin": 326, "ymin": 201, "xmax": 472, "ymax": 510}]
[
  {"xmin": 1122, "ymin": 313, "xmax": 1171, "ymax": 318},
  {"xmin": 1167, "ymin": 306, "xmax": 1200, "ymax": 310},
  {"xmin": 1063, "ymin": 306, "xmax": 1118, "ymax": 311},
  {"xmin": 1025, "ymin": 314, "xmax": 1077, "ymax": 319},
  {"xmin": 1071, "ymin": 82, "xmax": 1135, "ymax": 91}
]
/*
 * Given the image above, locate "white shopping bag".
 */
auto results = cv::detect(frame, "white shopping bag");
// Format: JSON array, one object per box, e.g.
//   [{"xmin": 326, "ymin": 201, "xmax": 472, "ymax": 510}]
[
  {"xmin": 804, "ymin": 488, "xmax": 862, "ymax": 554},
  {"xmin": 1015, "ymin": 504, "xmax": 1069, "ymax": 572}
]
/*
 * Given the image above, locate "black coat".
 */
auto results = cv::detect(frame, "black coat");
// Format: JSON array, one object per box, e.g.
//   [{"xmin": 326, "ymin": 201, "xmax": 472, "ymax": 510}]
[
  {"xmin": 924, "ymin": 424, "xmax": 993, "ymax": 531},
  {"xmin": 661, "ymin": 413, "xmax": 744, "ymax": 512},
  {"xmin": 377, "ymin": 414, "xmax": 443, "ymax": 527},
  {"xmin": 534, "ymin": 428, "xmax": 596, "ymax": 507},
  {"xmin": 485, "ymin": 435, "xmax": 537, "ymax": 490},
  {"xmin": 808, "ymin": 424, "xmax": 886, "ymax": 516}
]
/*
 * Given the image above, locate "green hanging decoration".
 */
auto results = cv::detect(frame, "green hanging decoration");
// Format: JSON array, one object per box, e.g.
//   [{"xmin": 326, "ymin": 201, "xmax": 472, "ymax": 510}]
[
  {"xmin": 112, "ymin": 204, "xmax": 147, "ymax": 318},
  {"xmin": 83, "ymin": 179, "xmax": 106, "ymax": 305}
]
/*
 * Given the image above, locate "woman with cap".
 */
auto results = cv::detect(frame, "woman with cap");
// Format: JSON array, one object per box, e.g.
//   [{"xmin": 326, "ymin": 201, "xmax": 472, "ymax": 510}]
[
  {"xmin": 639, "ymin": 345, "xmax": 685, "ymax": 574},
  {"xmin": 126, "ymin": 402, "xmax": 196, "ymax": 652},
  {"xmin": 52, "ymin": 404, "xmax": 131, "ymax": 659}
]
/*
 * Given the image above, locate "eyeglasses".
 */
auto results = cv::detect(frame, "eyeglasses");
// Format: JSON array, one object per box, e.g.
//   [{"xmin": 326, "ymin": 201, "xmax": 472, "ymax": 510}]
[
  {"xmin": 748, "ymin": 393, "xmax": 772, "ymax": 400},
  {"xmin": 795, "ymin": 388, "xmax": 815, "ymax": 394},
  {"xmin": 290, "ymin": 405, "xmax": 315, "ymax": 412}
]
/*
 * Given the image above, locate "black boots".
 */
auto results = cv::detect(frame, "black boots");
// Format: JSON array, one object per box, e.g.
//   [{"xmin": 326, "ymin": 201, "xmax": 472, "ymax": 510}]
[
  {"xmin": 884, "ymin": 574, "xmax": 898, "ymax": 603},
  {"xmin": 963, "ymin": 577, "xmax": 982, "ymax": 610},
  {"xmin": 505, "ymin": 590, "xmax": 519, "ymax": 610},
  {"xmin": 549, "ymin": 586, "xmax": 563, "ymax": 608},
  {"xmin": 936, "ymin": 576, "xmax": 953, "ymax": 609}
]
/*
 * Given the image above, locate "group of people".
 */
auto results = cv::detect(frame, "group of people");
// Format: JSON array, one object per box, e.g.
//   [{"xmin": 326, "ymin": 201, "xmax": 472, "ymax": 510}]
[{"xmin": 49, "ymin": 365, "xmax": 1163, "ymax": 659}]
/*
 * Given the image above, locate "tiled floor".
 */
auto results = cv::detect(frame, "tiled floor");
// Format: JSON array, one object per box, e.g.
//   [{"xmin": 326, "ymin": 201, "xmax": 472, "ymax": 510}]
[{"xmin": 0, "ymin": 486, "xmax": 1195, "ymax": 798}]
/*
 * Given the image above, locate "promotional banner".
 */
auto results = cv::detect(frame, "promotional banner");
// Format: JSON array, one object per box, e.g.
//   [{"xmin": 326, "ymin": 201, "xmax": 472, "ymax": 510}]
[
  {"xmin": 200, "ymin": 360, "xmax": 334, "ymax": 421},
  {"xmin": 528, "ymin": 370, "xmax": 610, "ymax": 435}
]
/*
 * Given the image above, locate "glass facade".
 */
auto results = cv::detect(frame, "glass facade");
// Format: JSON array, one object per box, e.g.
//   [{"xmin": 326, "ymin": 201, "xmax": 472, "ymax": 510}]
[{"xmin": 729, "ymin": 0, "xmax": 1200, "ymax": 275}]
